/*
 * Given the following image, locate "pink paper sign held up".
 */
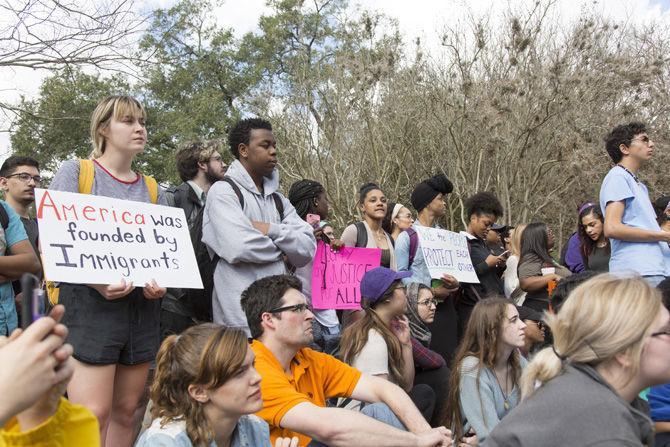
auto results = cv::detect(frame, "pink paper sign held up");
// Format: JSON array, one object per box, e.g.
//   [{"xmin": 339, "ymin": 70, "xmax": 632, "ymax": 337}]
[{"xmin": 311, "ymin": 241, "xmax": 382, "ymax": 310}]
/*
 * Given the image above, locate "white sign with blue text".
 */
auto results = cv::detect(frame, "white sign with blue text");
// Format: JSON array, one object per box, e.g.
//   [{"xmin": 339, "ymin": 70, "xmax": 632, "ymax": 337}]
[{"xmin": 414, "ymin": 226, "xmax": 480, "ymax": 283}]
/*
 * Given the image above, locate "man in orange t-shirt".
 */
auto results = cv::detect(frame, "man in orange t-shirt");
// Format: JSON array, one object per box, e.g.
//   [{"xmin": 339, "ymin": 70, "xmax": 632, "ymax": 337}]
[{"xmin": 241, "ymin": 274, "xmax": 452, "ymax": 447}]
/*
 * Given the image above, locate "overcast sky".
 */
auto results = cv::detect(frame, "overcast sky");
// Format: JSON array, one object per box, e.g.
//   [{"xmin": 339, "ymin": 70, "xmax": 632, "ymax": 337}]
[{"xmin": 1, "ymin": 0, "xmax": 669, "ymax": 160}]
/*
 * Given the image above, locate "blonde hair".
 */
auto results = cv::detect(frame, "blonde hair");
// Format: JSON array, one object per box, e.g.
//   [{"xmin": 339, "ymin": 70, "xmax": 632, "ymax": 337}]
[
  {"xmin": 521, "ymin": 274, "xmax": 661, "ymax": 398},
  {"xmin": 150, "ymin": 324, "xmax": 248, "ymax": 446},
  {"xmin": 90, "ymin": 95, "xmax": 146, "ymax": 158},
  {"xmin": 510, "ymin": 223, "xmax": 527, "ymax": 257}
]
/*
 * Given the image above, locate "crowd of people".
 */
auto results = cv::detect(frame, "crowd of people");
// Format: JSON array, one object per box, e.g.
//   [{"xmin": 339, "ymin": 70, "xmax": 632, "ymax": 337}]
[{"xmin": 0, "ymin": 95, "xmax": 669, "ymax": 447}]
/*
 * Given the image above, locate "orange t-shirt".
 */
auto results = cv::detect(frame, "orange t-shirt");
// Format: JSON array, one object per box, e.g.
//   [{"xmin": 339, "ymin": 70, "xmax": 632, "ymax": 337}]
[{"xmin": 251, "ymin": 340, "xmax": 362, "ymax": 446}]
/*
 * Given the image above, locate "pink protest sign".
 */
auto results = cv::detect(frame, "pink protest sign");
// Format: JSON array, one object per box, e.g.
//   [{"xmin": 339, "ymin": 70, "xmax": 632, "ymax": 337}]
[{"xmin": 311, "ymin": 241, "xmax": 382, "ymax": 310}]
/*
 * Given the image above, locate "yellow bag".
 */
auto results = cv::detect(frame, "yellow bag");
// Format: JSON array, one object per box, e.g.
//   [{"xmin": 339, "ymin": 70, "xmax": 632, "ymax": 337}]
[{"xmin": 46, "ymin": 159, "xmax": 158, "ymax": 305}]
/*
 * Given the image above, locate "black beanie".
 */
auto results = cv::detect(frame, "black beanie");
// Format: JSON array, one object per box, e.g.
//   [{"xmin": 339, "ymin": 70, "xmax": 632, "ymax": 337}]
[{"xmin": 410, "ymin": 174, "xmax": 454, "ymax": 212}]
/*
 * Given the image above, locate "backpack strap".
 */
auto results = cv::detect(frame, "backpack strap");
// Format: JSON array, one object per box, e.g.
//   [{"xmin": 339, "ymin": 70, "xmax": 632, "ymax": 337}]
[
  {"xmin": 271, "ymin": 193, "xmax": 285, "ymax": 221},
  {"xmin": 406, "ymin": 227, "xmax": 419, "ymax": 267},
  {"xmin": 143, "ymin": 174, "xmax": 158, "ymax": 204},
  {"xmin": 222, "ymin": 176, "xmax": 244, "ymax": 208},
  {"xmin": 79, "ymin": 159, "xmax": 158, "ymax": 204},
  {"xmin": 354, "ymin": 221, "xmax": 368, "ymax": 247},
  {"xmin": 78, "ymin": 159, "xmax": 95, "ymax": 194},
  {"xmin": 0, "ymin": 204, "xmax": 8, "ymax": 230}
]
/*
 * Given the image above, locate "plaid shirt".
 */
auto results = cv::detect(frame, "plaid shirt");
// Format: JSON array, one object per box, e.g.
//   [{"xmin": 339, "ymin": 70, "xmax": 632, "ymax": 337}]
[{"xmin": 411, "ymin": 337, "xmax": 446, "ymax": 371}]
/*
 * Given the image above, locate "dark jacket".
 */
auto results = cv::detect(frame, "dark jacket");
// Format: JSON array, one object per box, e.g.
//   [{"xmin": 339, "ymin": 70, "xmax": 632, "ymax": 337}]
[
  {"xmin": 462, "ymin": 235, "xmax": 504, "ymax": 305},
  {"xmin": 165, "ymin": 182, "xmax": 203, "ymax": 230},
  {"xmin": 483, "ymin": 363, "xmax": 654, "ymax": 447}
]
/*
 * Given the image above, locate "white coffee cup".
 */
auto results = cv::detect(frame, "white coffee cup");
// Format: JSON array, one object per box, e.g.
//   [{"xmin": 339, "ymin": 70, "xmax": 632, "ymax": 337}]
[{"xmin": 541, "ymin": 267, "xmax": 556, "ymax": 276}]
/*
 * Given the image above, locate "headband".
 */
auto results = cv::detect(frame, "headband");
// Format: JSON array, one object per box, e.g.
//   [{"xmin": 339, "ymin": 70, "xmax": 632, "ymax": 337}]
[
  {"xmin": 578, "ymin": 202, "xmax": 595, "ymax": 215},
  {"xmin": 391, "ymin": 203, "xmax": 404, "ymax": 222}
]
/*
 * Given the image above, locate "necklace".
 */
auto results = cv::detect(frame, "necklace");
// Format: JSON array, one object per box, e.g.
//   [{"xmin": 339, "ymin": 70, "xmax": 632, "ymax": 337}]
[
  {"xmin": 493, "ymin": 365, "xmax": 511, "ymax": 411},
  {"xmin": 617, "ymin": 164, "xmax": 639, "ymax": 183}
]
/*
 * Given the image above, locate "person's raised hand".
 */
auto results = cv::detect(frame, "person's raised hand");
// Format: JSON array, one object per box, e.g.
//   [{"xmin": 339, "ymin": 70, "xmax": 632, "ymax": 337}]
[
  {"xmin": 89, "ymin": 279, "xmax": 135, "ymax": 300},
  {"xmin": 274, "ymin": 436, "xmax": 300, "ymax": 447},
  {"xmin": 143, "ymin": 279, "xmax": 166, "ymax": 300},
  {"xmin": 440, "ymin": 273, "xmax": 460, "ymax": 289},
  {"xmin": 391, "ymin": 315, "xmax": 412, "ymax": 346},
  {"xmin": 0, "ymin": 306, "xmax": 70, "ymax": 424},
  {"xmin": 329, "ymin": 238, "xmax": 345, "ymax": 251}
]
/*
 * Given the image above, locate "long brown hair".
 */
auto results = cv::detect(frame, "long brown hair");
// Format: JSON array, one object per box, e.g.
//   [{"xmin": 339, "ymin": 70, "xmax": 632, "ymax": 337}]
[
  {"xmin": 443, "ymin": 298, "xmax": 522, "ymax": 440},
  {"xmin": 150, "ymin": 324, "xmax": 248, "ymax": 446},
  {"xmin": 340, "ymin": 281, "xmax": 405, "ymax": 386}
]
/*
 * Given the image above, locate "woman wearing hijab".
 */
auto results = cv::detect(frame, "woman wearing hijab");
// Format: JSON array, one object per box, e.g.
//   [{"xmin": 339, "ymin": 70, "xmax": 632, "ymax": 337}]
[{"xmin": 405, "ymin": 282, "xmax": 450, "ymax": 427}]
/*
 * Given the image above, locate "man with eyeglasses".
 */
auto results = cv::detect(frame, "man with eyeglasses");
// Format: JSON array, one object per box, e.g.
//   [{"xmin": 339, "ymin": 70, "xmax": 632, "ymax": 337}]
[
  {"xmin": 241, "ymin": 274, "xmax": 453, "ymax": 447},
  {"xmin": 0, "ymin": 155, "xmax": 42, "ymax": 335},
  {"xmin": 600, "ymin": 122, "xmax": 670, "ymax": 286},
  {"xmin": 161, "ymin": 140, "xmax": 229, "ymax": 338}
]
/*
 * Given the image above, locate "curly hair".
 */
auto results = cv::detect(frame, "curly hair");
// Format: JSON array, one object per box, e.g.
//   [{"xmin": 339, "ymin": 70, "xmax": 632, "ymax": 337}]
[
  {"xmin": 604, "ymin": 121, "xmax": 647, "ymax": 163},
  {"xmin": 227, "ymin": 118, "xmax": 273, "ymax": 159},
  {"xmin": 464, "ymin": 191, "xmax": 504, "ymax": 219}
]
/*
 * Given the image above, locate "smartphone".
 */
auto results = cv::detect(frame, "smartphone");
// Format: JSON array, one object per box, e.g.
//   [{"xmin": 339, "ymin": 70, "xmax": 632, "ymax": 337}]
[
  {"xmin": 21, "ymin": 273, "xmax": 45, "ymax": 328},
  {"xmin": 306, "ymin": 213, "xmax": 321, "ymax": 228}
]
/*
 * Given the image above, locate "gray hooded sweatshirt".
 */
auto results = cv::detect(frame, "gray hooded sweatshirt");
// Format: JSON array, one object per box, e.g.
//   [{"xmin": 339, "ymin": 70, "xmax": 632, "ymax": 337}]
[
  {"xmin": 482, "ymin": 362, "xmax": 654, "ymax": 447},
  {"xmin": 202, "ymin": 160, "xmax": 315, "ymax": 332}
]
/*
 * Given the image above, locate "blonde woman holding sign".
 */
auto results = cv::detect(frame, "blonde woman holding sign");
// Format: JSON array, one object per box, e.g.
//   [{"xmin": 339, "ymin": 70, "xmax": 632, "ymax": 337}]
[{"xmin": 50, "ymin": 95, "xmax": 166, "ymax": 447}]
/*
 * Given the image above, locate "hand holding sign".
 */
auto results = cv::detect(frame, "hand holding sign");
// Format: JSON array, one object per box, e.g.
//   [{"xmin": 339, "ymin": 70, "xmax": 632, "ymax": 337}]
[{"xmin": 414, "ymin": 226, "xmax": 479, "ymax": 284}]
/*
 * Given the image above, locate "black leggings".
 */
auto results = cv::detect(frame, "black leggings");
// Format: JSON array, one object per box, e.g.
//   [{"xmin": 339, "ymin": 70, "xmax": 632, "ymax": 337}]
[
  {"xmin": 414, "ymin": 366, "xmax": 450, "ymax": 426},
  {"xmin": 408, "ymin": 383, "xmax": 436, "ymax": 424}
]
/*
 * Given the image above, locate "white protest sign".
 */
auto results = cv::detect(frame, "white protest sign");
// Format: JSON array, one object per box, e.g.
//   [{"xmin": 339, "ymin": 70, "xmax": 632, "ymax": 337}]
[
  {"xmin": 35, "ymin": 188, "xmax": 203, "ymax": 289},
  {"xmin": 414, "ymin": 226, "xmax": 480, "ymax": 283}
]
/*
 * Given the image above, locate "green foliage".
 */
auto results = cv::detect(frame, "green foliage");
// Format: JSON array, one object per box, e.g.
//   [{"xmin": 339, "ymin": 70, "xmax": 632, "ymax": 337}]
[{"xmin": 10, "ymin": 70, "xmax": 130, "ymax": 177}]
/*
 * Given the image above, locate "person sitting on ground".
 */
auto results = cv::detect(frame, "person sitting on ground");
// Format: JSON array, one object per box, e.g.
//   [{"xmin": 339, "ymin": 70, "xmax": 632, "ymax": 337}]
[
  {"xmin": 339, "ymin": 268, "xmax": 436, "ymax": 423},
  {"xmin": 382, "ymin": 202, "xmax": 414, "ymax": 242},
  {"xmin": 240, "ymin": 274, "xmax": 453, "ymax": 447},
  {"xmin": 443, "ymin": 298, "xmax": 528, "ymax": 442},
  {"xmin": 517, "ymin": 222, "xmax": 571, "ymax": 313},
  {"xmin": 288, "ymin": 179, "xmax": 342, "ymax": 355},
  {"xmin": 341, "ymin": 183, "xmax": 396, "ymax": 269},
  {"xmin": 405, "ymin": 282, "xmax": 450, "ymax": 427},
  {"xmin": 395, "ymin": 174, "xmax": 460, "ymax": 366},
  {"xmin": 485, "ymin": 275, "xmax": 670, "ymax": 447},
  {"xmin": 0, "ymin": 305, "xmax": 99, "ymax": 445},
  {"xmin": 577, "ymin": 202, "xmax": 610, "ymax": 273},
  {"xmin": 647, "ymin": 277, "xmax": 670, "ymax": 447},
  {"xmin": 517, "ymin": 306, "xmax": 545, "ymax": 360},
  {"xmin": 136, "ymin": 323, "xmax": 298, "ymax": 447},
  {"xmin": 503, "ymin": 224, "xmax": 527, "ymax": 304}
]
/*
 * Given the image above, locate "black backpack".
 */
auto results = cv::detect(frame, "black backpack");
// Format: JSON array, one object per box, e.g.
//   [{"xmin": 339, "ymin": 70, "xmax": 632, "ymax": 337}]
[
  {"xmin": 0, "ymin": 205, "xmax": 8, "ymax": 230},
  {"xmin": 353, "ymin": 221, "xmax": 394, "ymax": 248},
  {"xmin": 185, "ymin": 177, "xmax": 284, "ymax": 322}
]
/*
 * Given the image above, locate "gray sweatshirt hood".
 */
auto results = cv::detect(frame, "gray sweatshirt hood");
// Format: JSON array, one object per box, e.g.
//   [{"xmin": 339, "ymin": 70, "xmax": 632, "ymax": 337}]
[{"xmin": 226, "ymin": 159, "xmax": 280, "ymax": 196}]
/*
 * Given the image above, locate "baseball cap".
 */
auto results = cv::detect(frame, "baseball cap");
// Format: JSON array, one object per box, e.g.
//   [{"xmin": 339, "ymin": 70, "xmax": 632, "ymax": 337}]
[{"xmin": 360, "ymin": 267, "xmax": 412, "ymax": 303}]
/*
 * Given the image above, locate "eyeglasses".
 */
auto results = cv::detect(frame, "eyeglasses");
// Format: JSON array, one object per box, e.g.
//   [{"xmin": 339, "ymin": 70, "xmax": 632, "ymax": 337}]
[
  {"xmin": 528, "ymin": 320, "xmax": 546, "ymax": 331},
  {"xmin": 418, "ymin": 299, "xmax": 438, "ymax": 308},
  {"xmin": 6, "ymin": 173, "xmax": 42, "ymax": 184},
  {"xmin": 268, "ymin": 303, "xmax": 309, "ymax": 314},
  {"xmin": 631, "ymin": 135, "xmax": 651, "ymax": 145}
]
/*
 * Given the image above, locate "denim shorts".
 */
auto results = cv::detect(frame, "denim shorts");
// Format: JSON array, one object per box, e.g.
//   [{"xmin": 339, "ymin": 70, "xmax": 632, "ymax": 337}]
[
  {"xmin": 58, "ymin": 283, "xmax": 160, "ymax": 365},
  {"xmin": 0, "ymin": 293, "xmax": 17, "ymax": 336}
]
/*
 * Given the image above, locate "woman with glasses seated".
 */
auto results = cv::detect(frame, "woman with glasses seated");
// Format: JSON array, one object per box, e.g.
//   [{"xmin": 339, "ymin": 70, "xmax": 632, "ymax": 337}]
[
  {"xmin": 339, "ymin": 268, "xmax": 436, "ymax": 423},
  {"xmin": 485, "ymin": 275, "xmax": 670, "ymax": 447},
  {"xmin": 405, "ymin": 282, "xmax": 450, "ymax": 426}
]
